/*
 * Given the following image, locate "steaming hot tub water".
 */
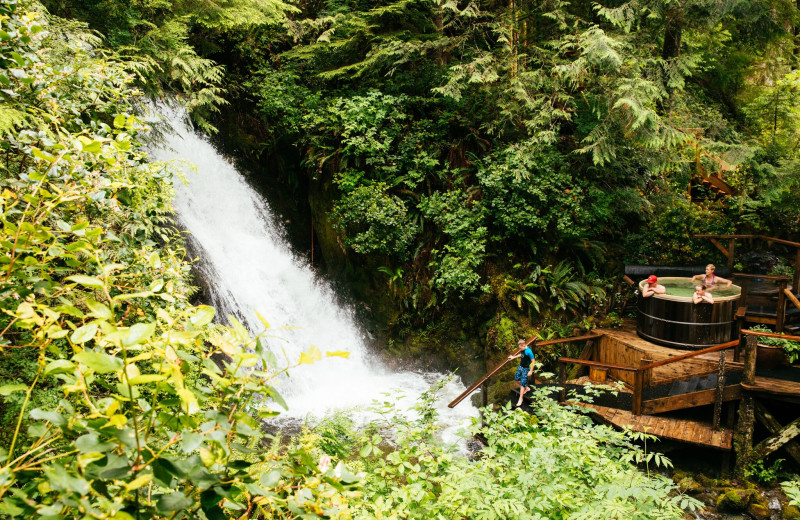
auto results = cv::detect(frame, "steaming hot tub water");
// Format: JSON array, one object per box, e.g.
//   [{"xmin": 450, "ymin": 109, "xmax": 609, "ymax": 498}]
[{"xmin": 637, "ymin": 277, "xmax": 742, "ymax": 349}]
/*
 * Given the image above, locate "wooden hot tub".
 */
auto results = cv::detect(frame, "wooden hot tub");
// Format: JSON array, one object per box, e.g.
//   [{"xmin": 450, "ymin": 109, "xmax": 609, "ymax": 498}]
[{"xmin": 637, "ymin": 277, "xmax": 741, "ymax": 349}]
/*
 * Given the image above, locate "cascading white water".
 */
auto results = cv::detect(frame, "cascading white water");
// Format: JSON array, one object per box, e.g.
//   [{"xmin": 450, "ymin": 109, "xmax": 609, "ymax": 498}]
[{"xmin": 147, "ymin": 104, "xmax": 479, "ymax": 443}]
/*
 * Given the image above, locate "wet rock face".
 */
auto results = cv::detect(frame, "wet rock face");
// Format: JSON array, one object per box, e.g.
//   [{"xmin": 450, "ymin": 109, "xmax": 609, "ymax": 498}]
[
  {"xmin": 670, "ymin": 469, "xmax": 797, "ymax": 520},
  {"xmin": 716, "ymin": 488, "xmax": 758, "ymax": 513}
]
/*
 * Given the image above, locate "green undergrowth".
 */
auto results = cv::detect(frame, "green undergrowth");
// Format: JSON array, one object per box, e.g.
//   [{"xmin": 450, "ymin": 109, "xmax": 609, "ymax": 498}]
[{"xmin": 298, "ymin": 379, "xmax": 704, "ymax": 519}]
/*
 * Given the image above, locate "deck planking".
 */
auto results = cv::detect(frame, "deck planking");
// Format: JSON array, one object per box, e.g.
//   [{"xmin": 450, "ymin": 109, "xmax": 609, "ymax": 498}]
[
  {"xmin": 593, "ymin": 328, "xmax": 742, "ymax": 386},
  {"xmin": 745, "ymin": 377, "xmax": 800, "ymax": 403},
  {"xmin": 570, "ymin": 401, "xmax": 733, "ymax": 450}
]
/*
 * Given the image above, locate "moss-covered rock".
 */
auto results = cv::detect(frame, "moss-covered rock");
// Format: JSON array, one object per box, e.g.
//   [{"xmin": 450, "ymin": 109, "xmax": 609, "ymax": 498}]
[
  {"xmin": 677, "ymin": 476, "xmax": 703, "ymax": 494},
  {"xmin": 671, "ymin": 469, "xmax": 688, "ymax": 485},
  {"xmin": 696, "ymin": 474, "xmax": 729, "ymax": 488},
  {"xmin": 747, "ymin": 501, "xmax": 771, "ymax": 520},
  {"xmin": 784, "ymin": 504, "xmax": 800, "ymax": 519},
  {"xmin": 716, "ymin": 488, "xmax": 758, "ymax": 512}
]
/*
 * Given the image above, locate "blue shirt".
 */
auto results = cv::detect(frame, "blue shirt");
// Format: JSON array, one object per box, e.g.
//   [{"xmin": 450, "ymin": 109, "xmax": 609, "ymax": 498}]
[{"xmin": 520, "ymin": 347, "xmax": 534, "ymax": 368}]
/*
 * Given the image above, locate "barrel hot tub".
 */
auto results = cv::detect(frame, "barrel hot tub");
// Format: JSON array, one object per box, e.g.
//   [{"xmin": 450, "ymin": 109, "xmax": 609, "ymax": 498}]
[{"xmin": 637, "ymin": 277, "xmax": 741, "ymax": 349}]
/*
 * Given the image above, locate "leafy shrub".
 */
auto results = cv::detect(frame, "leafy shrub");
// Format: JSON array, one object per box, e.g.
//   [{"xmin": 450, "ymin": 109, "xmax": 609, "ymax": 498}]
[{"xmin": 750, "ymin": 325, "xmax": 800, "ymax": 363}]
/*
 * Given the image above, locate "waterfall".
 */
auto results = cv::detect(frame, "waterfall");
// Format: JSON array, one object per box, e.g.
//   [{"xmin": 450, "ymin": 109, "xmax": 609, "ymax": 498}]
[{"xmin": 147, "ymin": 104, "xmax": 479, "ymax": 442}]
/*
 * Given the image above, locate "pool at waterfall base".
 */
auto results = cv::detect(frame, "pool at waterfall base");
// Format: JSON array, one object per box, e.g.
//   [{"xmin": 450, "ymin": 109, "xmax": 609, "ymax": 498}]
[{"xmin": 637, "ymin": 277, "xmax": 742, "ymax": 349}]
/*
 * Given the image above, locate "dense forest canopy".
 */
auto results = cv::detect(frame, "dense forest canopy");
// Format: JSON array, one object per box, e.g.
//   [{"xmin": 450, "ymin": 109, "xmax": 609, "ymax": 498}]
[
  {"xmin": 1, "ymin": 0, "xmax": 800, "ymax": 517},
  {"xmin": 39, "ymin": 0, "xmax": 800, "ymax": 331}
]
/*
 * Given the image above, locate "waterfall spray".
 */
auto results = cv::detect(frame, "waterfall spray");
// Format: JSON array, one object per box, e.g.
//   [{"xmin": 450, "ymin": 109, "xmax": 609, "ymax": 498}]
[{"xmin": 147, "ymin": 104, "xmax": 479, "ymax": 443}]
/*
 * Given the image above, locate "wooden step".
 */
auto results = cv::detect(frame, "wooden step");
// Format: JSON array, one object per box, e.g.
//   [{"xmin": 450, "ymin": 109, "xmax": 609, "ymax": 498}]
[{"xmin": 570, "ymin": 402, "xmax": 733, "ymax": 450}]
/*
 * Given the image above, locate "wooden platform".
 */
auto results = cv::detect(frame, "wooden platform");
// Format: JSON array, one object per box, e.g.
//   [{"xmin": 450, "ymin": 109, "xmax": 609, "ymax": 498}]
[
  {"xmin": 592, "ymin": 327, "xmax": 742, "ymax": 387},
  {"xmin": 571, "ymin": 402, "xmax": 733, "ymax": 450},
  {"xmin": 745, "ymin": 377, "xmax": 800, "ymax": 404}
]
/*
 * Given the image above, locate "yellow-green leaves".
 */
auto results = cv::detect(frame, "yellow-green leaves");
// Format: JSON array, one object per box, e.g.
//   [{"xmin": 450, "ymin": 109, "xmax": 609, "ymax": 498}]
[
  {"xmin": 66, "ymin": 275, "xmax": 104, "ymax": 289},
  {"xmin": 73, "ymin": 351, "xmax": 123, "ymax": 374},
  {"xmin": 70, "ymin": 323, "xmax": 98, "ymax": 344}
]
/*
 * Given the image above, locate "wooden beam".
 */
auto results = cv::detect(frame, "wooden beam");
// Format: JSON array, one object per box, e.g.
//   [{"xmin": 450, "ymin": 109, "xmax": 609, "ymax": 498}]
[
  {"xmin": 750, "ymin": 415, "xmax": 800, "ymax": 462},
  {"xmin": 734, "ymin": 394, "xmax": 756, "ymax": 475},
  {"xmin": 622, "ymin": 275, "xmax": 635, "ymax": 286},
  {"xmin": 786, "ymin": 288, "xmax": 800, "ymax": 311},
  {"xmin": 559, "ymin": 362, "xmax": 566, "ymax": 403},
  {"xmin": 714, "ymin": 352, "xmax": 727, "ymax": 430},
  {"xmin": 742, "ymin": 334, "xmax": 757, "ymax": 386},
  {"xmin": 632, "ymin": 372, "xmax": 644, "ymax": 416},
  {"xmin": 642, "ymin": 385, "xmax": 741, "ymax": 415},
  {"xmin": 754, "ymin": 401, "xmax": 800, "ymax": 466},
  {"xmin": 709, "ymin": 238, "xmax": 731, "ymax": 258},
  {"xmin": 578, "ymin": 340, "xmax": 595, "ymax": 360},
  {"xmin": 732, "ymin": 273, "xmax": 791, "ymax": 281},
  {"xmin": 794, "ymin": 249, "xmax": 800, "ymax": 295}
]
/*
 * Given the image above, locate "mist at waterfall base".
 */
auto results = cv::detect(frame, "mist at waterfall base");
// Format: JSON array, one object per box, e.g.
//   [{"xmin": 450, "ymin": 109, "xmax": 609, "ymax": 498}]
[{"xmin": 148, "ymin": 106, "xmax": 479, "ymax": 444}]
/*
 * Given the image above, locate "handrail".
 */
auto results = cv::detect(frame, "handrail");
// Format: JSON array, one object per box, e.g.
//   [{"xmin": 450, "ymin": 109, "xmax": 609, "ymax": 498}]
[
  {"xmin": 741, "ymin": 329, "xmax": 800, "ymax": 342},
  {"xmin": 447, "ymin": 333, "xmax": 599, "ymax": 408},
  {"xmin": 694, "ymin": 234, "xmax": 800, "ymax": 249},
  {"xmin": 785, "ymin": 289, "xmax": 800, "ymax": 311},
  {"xmin": 639, "ymin": 339, "xmax": 739, "ymax": 371},
  {"xmin": 732, "ymin": 273, "xmax": 790, "ymax": 281},
  {"xmin": 557, "ymin": 357, "xmax": 638, "ymax": 372}
]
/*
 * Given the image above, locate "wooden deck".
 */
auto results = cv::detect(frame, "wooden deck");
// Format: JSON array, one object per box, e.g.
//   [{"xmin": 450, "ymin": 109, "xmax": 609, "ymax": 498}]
[
  {"xmin": 571, "ymin": 402, "xmax": 733, "ymax": 450},
  {"xmin": 592, "ymin": 327, "xmax": 743, "ymax": 386},
  {"xmin": 745, "ymin": 377, "xmax": 800, "ymax": 404}
]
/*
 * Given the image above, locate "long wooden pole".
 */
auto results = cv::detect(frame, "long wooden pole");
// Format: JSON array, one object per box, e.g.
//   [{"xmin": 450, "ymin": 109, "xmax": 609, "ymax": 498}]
[{"xmin": 447, "ymin": 333, "xmax": 599, "ymax": 408}]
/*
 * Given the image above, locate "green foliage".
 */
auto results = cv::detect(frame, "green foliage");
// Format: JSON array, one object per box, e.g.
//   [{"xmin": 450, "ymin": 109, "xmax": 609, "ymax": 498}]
[
  {"xmin": 319, "ymin": 379, "xmax": 704, "ymax": 519},
  {"xmin": 749, "ymin": 325, "xmax": 800, "ymax": 363},
  {"xmin": 502, "ymin": 261, "xmax": 605, "ymax": 320},
  {"xmin": 744, "ymin": 458, "xmax": 785, "ymax": 485},
  {"xmin": 0, "ymin": 5, "xmax": 354, "ymax": 518}
]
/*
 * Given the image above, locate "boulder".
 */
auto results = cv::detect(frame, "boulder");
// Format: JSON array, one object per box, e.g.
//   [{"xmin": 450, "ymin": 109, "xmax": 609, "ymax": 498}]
[{"xmin": 716, "ymin": 488, "xmax": 758, "ymax": 513}]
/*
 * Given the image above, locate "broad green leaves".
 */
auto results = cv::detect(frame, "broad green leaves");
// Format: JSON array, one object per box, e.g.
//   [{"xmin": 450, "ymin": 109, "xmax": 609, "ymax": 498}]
[{"xmin": 0, "ymin": 3, "xmax": 354, "ymax": 518}]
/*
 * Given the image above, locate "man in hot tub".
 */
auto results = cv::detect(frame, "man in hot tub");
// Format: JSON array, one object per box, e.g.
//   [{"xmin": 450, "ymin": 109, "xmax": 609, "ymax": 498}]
[{"xmin": 641, "ymin": 275, "xmax": 666, "ymax": 297}]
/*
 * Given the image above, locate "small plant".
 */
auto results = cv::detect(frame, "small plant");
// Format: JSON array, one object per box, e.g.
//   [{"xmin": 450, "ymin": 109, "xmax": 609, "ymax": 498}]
[
  {"xmin": 745, "ymin": 459, "xmax": 785, "ymax": 485},
  {"xmin": 750, "ymin": 325, "xmax": 800, "ymax": 363}
]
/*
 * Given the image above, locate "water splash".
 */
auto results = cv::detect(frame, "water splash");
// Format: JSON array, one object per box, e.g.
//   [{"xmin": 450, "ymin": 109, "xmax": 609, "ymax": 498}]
[{"xmin": 146, "ymin": 104, "xmax": 479, "ymax": 444}]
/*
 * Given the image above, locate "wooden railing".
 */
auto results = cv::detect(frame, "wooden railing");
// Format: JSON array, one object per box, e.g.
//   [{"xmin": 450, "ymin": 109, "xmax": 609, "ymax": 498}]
[
  {"xmin": 558, "ymin": 339, "xmax": 740, "ymax": 418},
  {"xmin": 694, "ymin": 234, "xmax": 800, "ymax": 292},
  {"xmin": 447, "ymin": 333, "xmax": 599, "ymax": 408}
]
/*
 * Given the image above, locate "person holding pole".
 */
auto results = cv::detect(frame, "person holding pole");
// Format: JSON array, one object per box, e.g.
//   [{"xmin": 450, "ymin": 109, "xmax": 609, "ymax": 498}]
[{"xmin": 508, "ymin": 338, "xmax": 536, "ymax": 407}]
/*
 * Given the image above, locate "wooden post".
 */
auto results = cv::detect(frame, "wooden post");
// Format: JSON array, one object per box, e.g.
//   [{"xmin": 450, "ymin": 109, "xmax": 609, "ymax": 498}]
[
  {"xmin": 632, "ymin": 370, "xmax": 644, "ymax": 416},
  {"xmin": 559, "ymin": 362, "xmax": 566, "ymax": 403},
  {"xmin": 713, "ymin": 351, "xmax": 726, "ymax": 430},
  {"xmin": 735, "ymin": 331, "xmax": 745, "ymax": 363},
  {"xmin": 640, "ymin": 358, "xmax": 653, "ymax": 387},
  {"xmin": 727, "ymin": 239, "xmax": 735, "ymax": 270},
  {"xmin": 733, "ymin": 335, "xmax": 757, "ymax": 475},
  {"xmin": 794, "ymin": 248, "xmax": 800, "ymax": 296},
  {"xmin": 777, "ymin": 279, "xmax": 787, "ymax": 332}
]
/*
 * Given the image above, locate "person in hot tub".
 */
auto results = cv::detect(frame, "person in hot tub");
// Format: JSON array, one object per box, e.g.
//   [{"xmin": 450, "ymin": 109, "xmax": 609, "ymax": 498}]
[
  {"xmin": 641, "ymin": 275, "xmax": 666, "ymax": 297},
  {"xmin": 691, "ymin": 264, "xmax": 732, "ymax": 292},
  {"xmin": 692, "ymin": 284, "xmax": 714, "ymax": 304}
]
